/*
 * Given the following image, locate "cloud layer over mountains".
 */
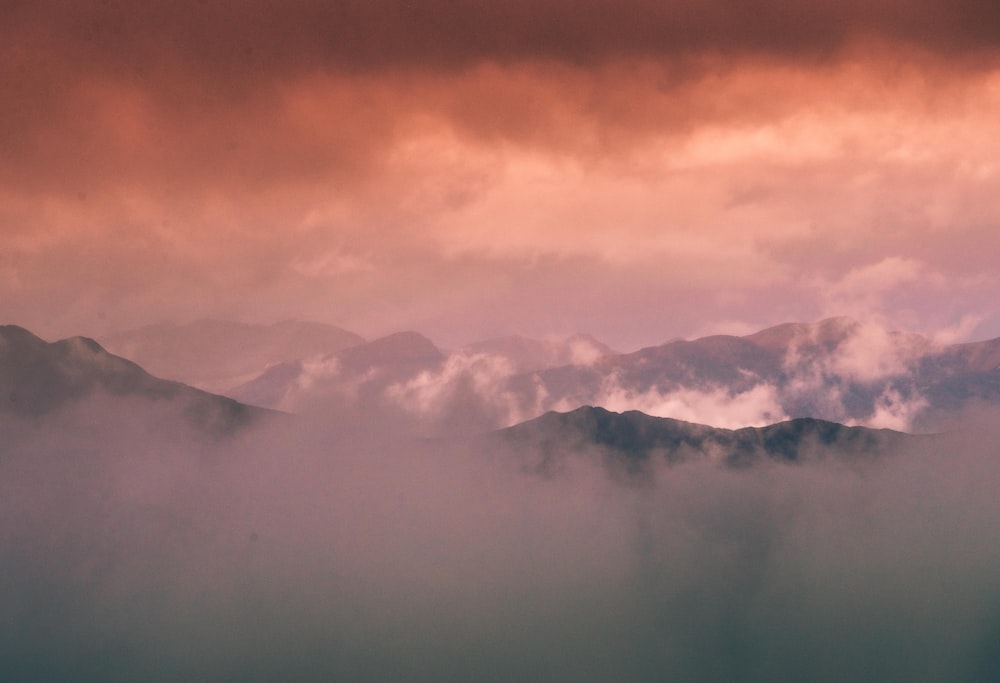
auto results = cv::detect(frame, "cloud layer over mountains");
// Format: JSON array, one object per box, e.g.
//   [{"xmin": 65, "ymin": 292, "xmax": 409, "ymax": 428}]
[
  {"xmin": 108, "ymin": 317, "xmax": 1000, "ymax": 434},
  {"xmin": 3, "ymin": 319, "xmax": 1000, "ymax": 680}
]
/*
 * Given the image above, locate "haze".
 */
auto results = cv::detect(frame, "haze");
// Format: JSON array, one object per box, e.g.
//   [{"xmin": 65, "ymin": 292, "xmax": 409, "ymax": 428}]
[{"xmin": 4, "ymin": 393, "xmax": 1000, "ymax": 681}]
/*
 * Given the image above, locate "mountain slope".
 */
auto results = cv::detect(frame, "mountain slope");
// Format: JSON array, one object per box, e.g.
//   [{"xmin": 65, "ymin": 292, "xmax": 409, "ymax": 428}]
[{"xmin": 0, "ymin": 325, "xmax": 268, "ymax": 433}]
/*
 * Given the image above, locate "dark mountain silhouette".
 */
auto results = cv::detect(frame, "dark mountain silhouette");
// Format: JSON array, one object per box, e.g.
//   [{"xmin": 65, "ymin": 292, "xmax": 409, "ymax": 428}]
[
  {"xmin": 497, "ymin": 406, "xmax": 921, "ymax": 472},
  {"xmin": 0, "ymin": 325, "xmax": 269, "ymax": 433}
]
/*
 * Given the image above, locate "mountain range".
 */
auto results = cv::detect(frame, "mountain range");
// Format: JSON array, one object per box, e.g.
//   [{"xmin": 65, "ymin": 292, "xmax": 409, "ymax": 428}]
[
  {"xmin": 224, "ymin": 331, "xmax": 618, "ymax": 417},
  {"xmin": 98, "ymin": 319, "xmax": 365, "ymax": 394},
  {"xmin": 155, "ymin": 316, "xmax": 1000, "ymax": 433},
  {"xmin": 8, "ymin": 316, "xmax": 1000, "ymax": 445},
  {"xmin": 505, "ymin": 317, "xmax": 1000, "ymax": 431},
  {"xmin": 0, "ymin": 321, "xmax": 941, "ymax": 467}
]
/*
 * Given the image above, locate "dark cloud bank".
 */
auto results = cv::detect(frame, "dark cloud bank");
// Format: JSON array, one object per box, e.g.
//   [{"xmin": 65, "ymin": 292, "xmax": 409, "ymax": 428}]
[
  {"xmin": 7, "ymin": 0, "xmax": 1000, "ymax": 73},
  {"xmin": 2, "ymin": 390, "xmax": 1000, "ymax": 682},
  {"xmin": 4, "ymin": 0, "xmax": 1000, "ymax": 195}
]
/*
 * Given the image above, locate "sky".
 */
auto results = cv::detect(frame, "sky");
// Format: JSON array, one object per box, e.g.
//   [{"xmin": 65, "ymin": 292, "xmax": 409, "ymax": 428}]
[{"xmin": 3, "ymin": 0, "xmax": 1000, "ymax": 350}]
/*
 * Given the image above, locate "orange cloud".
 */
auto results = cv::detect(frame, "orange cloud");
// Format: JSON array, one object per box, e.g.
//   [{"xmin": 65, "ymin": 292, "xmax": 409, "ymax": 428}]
[{"xmin": 2, "ymin": 1, "xmax": 1000, "ymax": 346}]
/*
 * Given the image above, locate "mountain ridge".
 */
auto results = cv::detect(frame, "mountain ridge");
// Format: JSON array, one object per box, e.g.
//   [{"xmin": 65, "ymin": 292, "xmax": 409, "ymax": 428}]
[
  {"xmin": 99, "ymin": 319, "xmax": 366, "ymax": 393},
  {"xmin": 1, "ymin": 324, "xmax": 270, "ymax": 433},
  {"xmin": 511, "ymin": 317, "xmax": 1000, "ymax": 431},
  {"xmin": 497, "ymin": 405, "xmax": 923, "ymax": 470},
  {"xmin": 63, "ymin": 316, "xmax": 1000, "ymax": 432}
]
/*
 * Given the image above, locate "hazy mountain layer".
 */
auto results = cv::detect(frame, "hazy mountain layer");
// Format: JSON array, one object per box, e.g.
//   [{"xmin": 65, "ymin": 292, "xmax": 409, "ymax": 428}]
[
  {"xmin": 461, "ymin": 334, "xmax": 616, "ymax": 374},
  {"xmin": 99, "ymin": 319, "xmax": 365, "ymax": 394},
  {"xmin": 128, "ymin": 316, "xmax": 1000, "ymax": 433},
  {"xmin": 231, "ymin": 331, "xmax": 445, "ymax": 412},
  {"xmin": 230, "ymin": 332, "xmax": 619, "ymax": 429},
  {"xmin": 513, "ymin": 317, "xmax": 1000, "ymax": 431}
]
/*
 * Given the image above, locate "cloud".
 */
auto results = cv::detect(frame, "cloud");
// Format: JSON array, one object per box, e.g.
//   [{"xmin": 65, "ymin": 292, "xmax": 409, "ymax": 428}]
[
  {"xmin": 930, "ymin": 313, "xmax": 985, "ymax": 345},
  {"xmin": 818, "ymin": 318, "xmax": 929, "ymax": 381},
  {"xmin": 567, "ymin": 379, "xmax": 789, "ymax": 429},
  {"xmin": 566, "ymin": 336, "xmax": 607, "ymax": 365},
  {"xmin": 3, "ymin": 2, "xmax": 1000, "ymax": 349},
  {"xmin": 7, "ymin": 1, "xmax": 1000, "ymax": 78},
  {"xmin": 817, "ymin": 257, "xmax": 945, "ymax": 320},
  {"xmin": 384, "ymin": 352, "xmax": 549, "ymax": 431},
  {"xmin": 5, "ymin": 1, "xmax": 1000, "ymax": 200},
  {"xmin": 863, "ymin": 386, "xmax": 930, "ymax": 430},
  {"xmin": 834, "ymin": 256, "xmax": 928, "ymax": 297},
  {"xmin": 766, "ymin": 319, "xmax": 923, "ymax": 425}
]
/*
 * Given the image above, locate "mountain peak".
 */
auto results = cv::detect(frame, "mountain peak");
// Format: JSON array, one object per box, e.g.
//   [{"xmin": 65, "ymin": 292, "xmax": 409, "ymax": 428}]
[
  {"xmin": 339, "ymin": 331, "xmax": 442, "ymax": 365},
  {"xmin": 744, "ymin": 317, "xmax": 860, "ymax": 351},
  {"xmin": 56, "ymin": 335, "xmax": 107, "ymax": 354},
  {"xmin": 0, "ymin": 324, "xmax": 47, "ymax": 345}
]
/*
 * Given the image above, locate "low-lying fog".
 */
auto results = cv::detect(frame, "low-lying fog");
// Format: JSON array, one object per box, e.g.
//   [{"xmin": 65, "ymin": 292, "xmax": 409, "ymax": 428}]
[{"xmin": 2, "ymin": 395, "xmax": 999, "ymax": 682}]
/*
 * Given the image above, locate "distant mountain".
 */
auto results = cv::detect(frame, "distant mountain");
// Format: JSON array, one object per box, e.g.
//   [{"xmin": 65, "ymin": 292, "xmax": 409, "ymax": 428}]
[
  {"xmin": 517, "ymin": 318, "xmax": 882, "ymax": 406},
  {"xmin": 101, "ymin": 316, "xmax": 1000, "ymax": 431},
  {"xmin": 221, "ymin": 317, "xmax": 1000, "ymax": 430},
  {"xmin": 337, "ymin": 331, "xmax": 443, "ymax": 369},
  {"xmin": 497, "ymin": 406, "xmax": 920, "ymax": 472},
  {"xmin": 234, "ymin": 331, "xmax": 613, "ymax": 416},
  {"xmin": 0, "ymin": 325, "xmax": 268, "ymax": 433},
  {"xmin": 99, "ymin": 319, "xmax": 365, "ymax": 394},
  {"xmin": 507, "ymin": 317, "xmax": 1000, "ymax": 431},
  {"xmin": 231, "ymin": 331, "xmax": 445, "ymax": 411},
  {"xmin": 461, "ymin": 334, "xmax": 616, "ymax": 373}
]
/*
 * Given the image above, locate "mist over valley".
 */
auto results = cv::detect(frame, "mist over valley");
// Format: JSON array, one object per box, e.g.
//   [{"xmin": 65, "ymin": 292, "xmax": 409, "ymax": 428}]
[{"xmin": 3, "ymin": 319, "xmax": 1000, "ymax": 681}]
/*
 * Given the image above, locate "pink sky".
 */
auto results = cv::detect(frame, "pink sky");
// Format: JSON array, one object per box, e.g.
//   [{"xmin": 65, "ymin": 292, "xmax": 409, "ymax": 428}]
[{"xmin": 3, "ymin": 0, "xmax": 1000, "ymax": 349}]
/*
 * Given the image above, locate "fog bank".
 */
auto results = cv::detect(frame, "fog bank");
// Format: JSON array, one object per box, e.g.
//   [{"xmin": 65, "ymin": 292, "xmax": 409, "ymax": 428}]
[{"xmin": 1, "ymin": 397, "xmax": 999, "ymax": 681}]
